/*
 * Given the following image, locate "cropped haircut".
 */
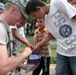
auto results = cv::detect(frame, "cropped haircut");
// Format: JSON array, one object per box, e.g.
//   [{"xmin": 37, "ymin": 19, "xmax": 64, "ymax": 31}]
[
  {"xmin": 26, "ymin": 0, "xmax": 46, "ymax": 15},
  {"xmin": 5, "ymin": 2, "xmax": 19, "ymax": 11},
  {"xmin": 5, "ymin": 2, "xmax": 15, "ymax": 10}
]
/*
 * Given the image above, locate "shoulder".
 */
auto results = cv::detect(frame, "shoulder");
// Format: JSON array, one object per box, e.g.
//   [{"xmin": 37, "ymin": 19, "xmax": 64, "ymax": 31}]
[
  {"xmin": 35, "ymin": 28, "xmax": 39, "ymax": 33},
  {"xmin": 51, "ymin": 0, "xmax": 67, "ymax": 5},
  {"xmin": 19, "ymin": 27, "xmax": 24, "ymax": 31},
  {"xmin": 0, "ymin": 23, "xmax": 8, "ymax": 45},
  {"xmin": 10, "ymin": 25, "xmax": 16, "ymax": 29},
  {"xmin": 0, "ymin": 23, "xmax": 7, "ymax": 33},
  {"xmin": 43, "ymin": 27, "xmax": 47, "ymax": 32}
]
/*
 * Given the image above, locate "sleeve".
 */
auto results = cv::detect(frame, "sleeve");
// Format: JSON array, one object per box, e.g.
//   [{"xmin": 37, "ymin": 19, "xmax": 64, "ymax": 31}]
[
  {"xmin": 34, "ymin": 30, "xmax": 37, "ymax": 37},
  {"xmin": 56, "ymin": 0, "xmax": 76, "ymax": 19},
  {"xmin": 19, "ymin": 27, "xmax": 25, "ymax": 38},
  {"xmin": 10, "ymin": 25, "xmax": 17, "ymax": 29},
  {"xmin": 0, "ymin": 25, "xmax": 8, "ymax": 45}
]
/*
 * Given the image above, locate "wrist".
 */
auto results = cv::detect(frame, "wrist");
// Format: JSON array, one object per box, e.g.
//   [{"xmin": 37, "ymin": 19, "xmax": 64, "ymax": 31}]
[
  {"xmin": 22, "ymin": 47, "xmax": 32, "ymax": 58},
  {"xmin": 25, "ymin": 42, "xmax": 29, "ymax": 47},
  {"xmin": 38, "ymin": 42, "xmax": 42, "ymax": 47}
]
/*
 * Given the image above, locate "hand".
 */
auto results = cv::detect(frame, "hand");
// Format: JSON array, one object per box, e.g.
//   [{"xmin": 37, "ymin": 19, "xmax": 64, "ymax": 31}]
[
  {"xmin": 26, "ymin": 43, "xmax": 33, "ymax": 50},
  {"xmin": 22, "ymin": 47, "xmax": 32, "ymax": 58},
  {"xmin": 34, "ymin": 44, "xmax": 41, "ymax": 51}
]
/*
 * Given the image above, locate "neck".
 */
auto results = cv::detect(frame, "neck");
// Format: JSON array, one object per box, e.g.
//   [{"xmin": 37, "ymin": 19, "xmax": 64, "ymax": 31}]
[
  {"xmin": 44, "ymin": 4, "xmax": 50, "ymax": 14},
  {"xmin": 39, "ymin": 26, "xmax": 45, "ymax": 31},
  {"xmin": 0, "ymin": 11, "xmax": 11, "ymax": 25}
]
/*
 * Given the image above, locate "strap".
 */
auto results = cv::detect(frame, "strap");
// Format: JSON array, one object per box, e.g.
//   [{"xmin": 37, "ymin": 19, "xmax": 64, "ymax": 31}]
[
  {"xmin": 0, "ymin": 20, "xmax": 21, "ymax": 75},
  {"xmin": 0, "ymin": 20, "xmax": 13, "ymax": 56}
]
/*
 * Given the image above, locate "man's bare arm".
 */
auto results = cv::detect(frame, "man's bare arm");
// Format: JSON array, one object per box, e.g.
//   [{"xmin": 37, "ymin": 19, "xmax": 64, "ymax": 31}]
[{"xmin": 0, "ymin": 45, "xmax": 32, "ymax": 75}]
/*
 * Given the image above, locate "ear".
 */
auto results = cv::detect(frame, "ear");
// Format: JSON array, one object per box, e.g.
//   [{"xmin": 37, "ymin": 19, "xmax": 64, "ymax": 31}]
[
  {"xmin": 36, "ymin": 6, "xmax": 41, "ymax": 11},
  {"xmin": 11, "ymin": 6, "xmax": 16, "ymax": 13}
]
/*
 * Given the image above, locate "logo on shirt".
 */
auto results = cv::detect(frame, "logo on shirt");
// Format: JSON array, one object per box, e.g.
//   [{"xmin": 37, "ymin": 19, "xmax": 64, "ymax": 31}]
[{"xmin": 59, "ymin": 24, "xmax": 72, "ymax": 38}]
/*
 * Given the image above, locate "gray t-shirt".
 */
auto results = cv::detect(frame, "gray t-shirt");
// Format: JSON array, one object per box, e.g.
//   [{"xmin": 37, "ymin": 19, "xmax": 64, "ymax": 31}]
[{"xmin": 0, "ymin": 20, "xmax": 9, "ymax": 45}]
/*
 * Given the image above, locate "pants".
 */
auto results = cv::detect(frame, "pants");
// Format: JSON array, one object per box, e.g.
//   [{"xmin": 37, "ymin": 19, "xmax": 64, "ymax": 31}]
[
  {"xmin": 56, "ymin": 53, "xmax": 76, "ymax": 75},
  {"xmin": 32, "ymin": 57, "xmax": 50, "ymax": 75}
]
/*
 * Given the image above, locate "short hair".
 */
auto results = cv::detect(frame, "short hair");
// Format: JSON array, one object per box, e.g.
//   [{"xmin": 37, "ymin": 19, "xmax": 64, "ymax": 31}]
[
  {"xmin": 5, "ymin": 2, "xmax": 16, "ymax": 10},
  {"xmin": 26, "ymin": 0, "xmax": 46, "ymax": 15}
]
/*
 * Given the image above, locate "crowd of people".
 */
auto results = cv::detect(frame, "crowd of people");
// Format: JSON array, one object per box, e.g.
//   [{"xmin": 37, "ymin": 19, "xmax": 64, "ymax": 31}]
[{"xmin": 0, "ymin": 0, "xmax": 76, "ymax": 75}]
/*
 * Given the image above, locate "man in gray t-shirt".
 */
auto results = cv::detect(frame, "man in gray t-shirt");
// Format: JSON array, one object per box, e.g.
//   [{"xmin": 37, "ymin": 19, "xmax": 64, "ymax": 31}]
[{"xmin": 0, "ymin": 0, "xmax": 33, "ymax": 75}]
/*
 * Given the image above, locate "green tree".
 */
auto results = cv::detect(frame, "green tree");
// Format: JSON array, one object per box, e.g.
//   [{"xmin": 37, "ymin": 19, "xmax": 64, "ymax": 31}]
[
  {"xmin": 42, "ymin": 0, "xmax": 50, "ymax": 4},
  {"xmin": 0, "ymin": 0, "xmax": 8, "ymax": 4}
]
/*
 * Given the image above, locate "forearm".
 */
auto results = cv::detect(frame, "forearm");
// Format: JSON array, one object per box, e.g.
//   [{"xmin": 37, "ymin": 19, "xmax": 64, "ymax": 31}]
[
  {"xmin": 15, "ymin": 35, "xmax": 31, "ymax": 47},
  {"xmin": 38, "ymin": 33, "xmax": 54, "ymax": 47},
  {"xmin": 0, "ymin": 47, "xmax": 32, "ymax": 75},
  {"xmin": 5, "ymin": 53, "xmax": 25, "ymax": 72},
  {"xmin": 12, "ymin": 29, "xmax": 28, "ymax": 45},
  {"xmin": 23, "ymin": 38, "xmax": 30, "ymax": 45},
  {"xmin": 33, "ymin": 37, "xmax": 36, "ymax": 46},
  {"xmin": 0, "ymin": 53, "xmax": 25, "ymax": 75},
  {"xmin": 15, "ymin": 35, "xmax": 28, "ymax": 45}
]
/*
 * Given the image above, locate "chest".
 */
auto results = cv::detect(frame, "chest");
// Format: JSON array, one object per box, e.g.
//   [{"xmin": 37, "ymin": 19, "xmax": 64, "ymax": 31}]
[
  {"xmin": 36, "ymin": 31, "xmax": 47, "ymax": 42},
  {"xmin": 45, "ymin": 9, "xmax": 74, "ymax": 39}
]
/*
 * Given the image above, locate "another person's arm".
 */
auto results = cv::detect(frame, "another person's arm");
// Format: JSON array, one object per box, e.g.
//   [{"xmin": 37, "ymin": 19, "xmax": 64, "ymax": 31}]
[
  {"xmin": 12, "ymin": 28, "xmax": 33, "ymax": 49},
  {"xmin": 34, "ymin": 32, "xmax": 54, "ymax": 50},
  {"xmin": 33, "ymin": 35, "xmax": 37, "ymax": 47}
]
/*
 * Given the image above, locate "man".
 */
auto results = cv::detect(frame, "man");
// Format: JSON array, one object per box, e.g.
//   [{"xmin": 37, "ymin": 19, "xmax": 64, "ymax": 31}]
[
  {"xmin": 26, "ymin": 0, "xmax": 76, "ymax": 75},
  {"xmin": 0, "ymin": 2, "xmax": 5, "ymax": 14},
  {"xmin": 0, "ymin": 0, "xmax": 33, "ymax": 75}
]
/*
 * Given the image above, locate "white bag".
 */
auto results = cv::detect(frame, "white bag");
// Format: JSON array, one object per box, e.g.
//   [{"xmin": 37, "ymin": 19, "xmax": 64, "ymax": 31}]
[{"xmin": 25, "ymin": 52, "xmax": 41, "ymax": 73}]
